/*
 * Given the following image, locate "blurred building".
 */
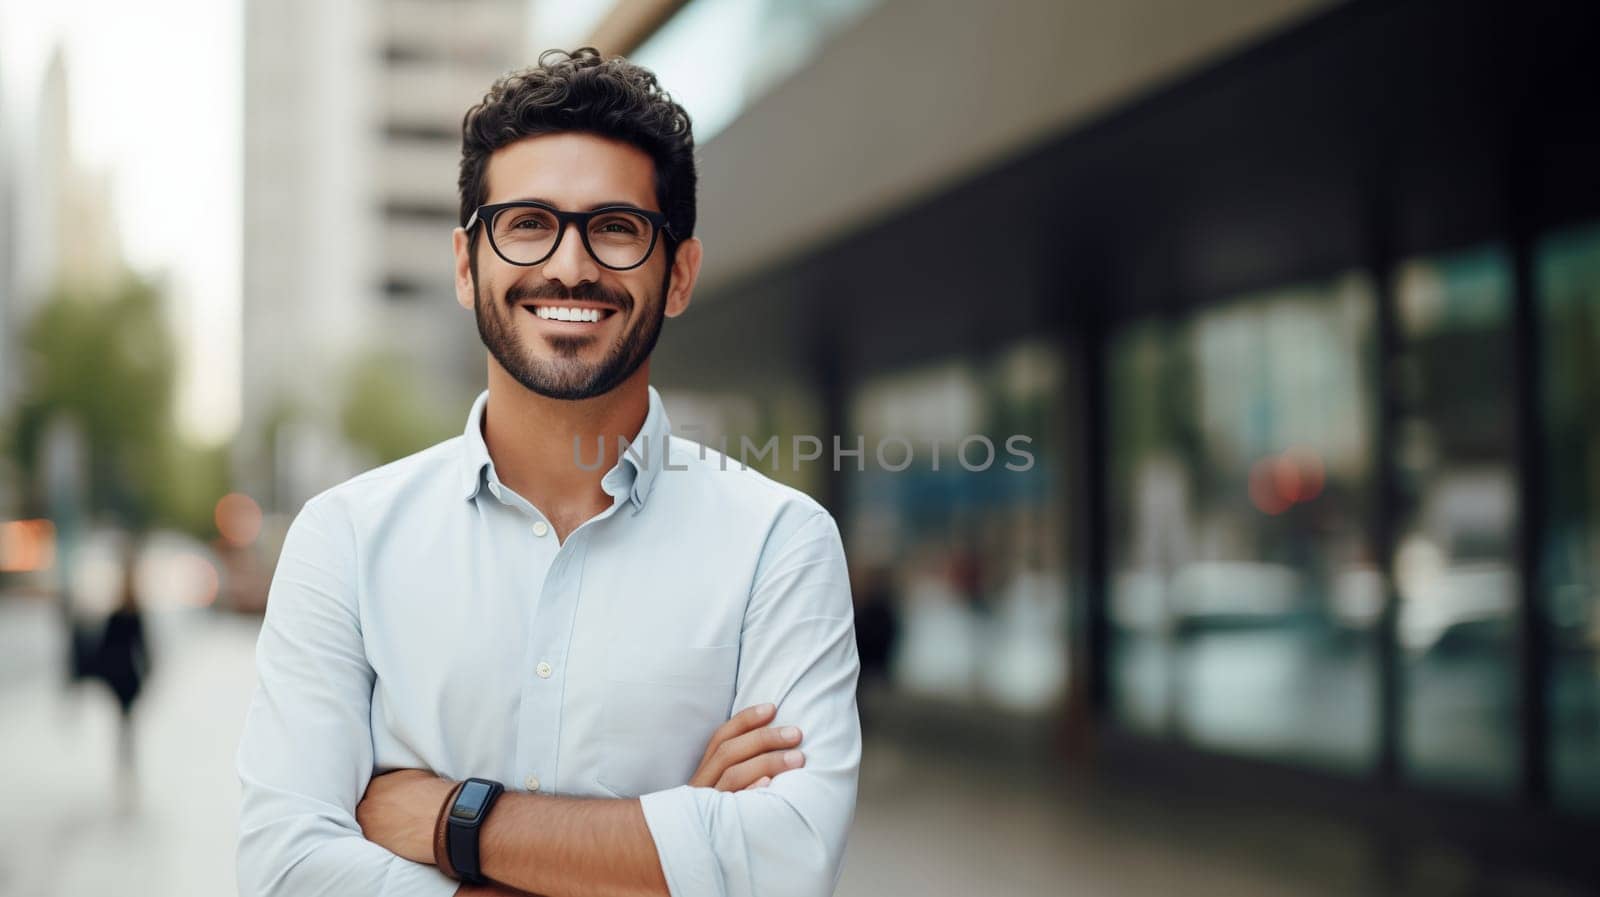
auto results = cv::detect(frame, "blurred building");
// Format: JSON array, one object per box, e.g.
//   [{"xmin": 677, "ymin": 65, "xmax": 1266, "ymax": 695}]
[
  {"xmin": 240, "ymin": 0, "xmax": 530, "ymax": 510},
  {"xmin": 376, "ymin": 0, "xmax": 529, "ymax": 373},
  {"xmin": 638, "ymin": 0, "xmax": 1600, "ymax": 887},
  {"xmin": 2, "ymin": 45, "xmax": 70, "ymax": 416},
  {"xmin": 13, "ymin": 49, "xmax": 69, "ymax": 315},
  {"xmin": 0, "ymin": 55, "xmax": 13, "ymax": 417},
  {"xmin": 5, "ymin": 51, "xmax": 123, "ymax": 301},
  {"xmin": 0, "ymin": 57, "xmax": 18, "ymax": 521},
  {"xmin": 1, "ymin": 48, "xmax": 125, "ymax": 446}
]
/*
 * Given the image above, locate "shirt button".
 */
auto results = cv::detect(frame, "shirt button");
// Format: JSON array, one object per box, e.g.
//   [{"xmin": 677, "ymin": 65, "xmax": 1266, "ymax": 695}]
[
  {"xmin": 532, "ymin": 521, "xmax": 550, "ymax": 537},
  {"xmin": 536, "ymin": 661, "xmax": 553, "ymax": 679},
  {"xmin": 524, "ymin": 775, "xmax": 541, "ymax": 792}
]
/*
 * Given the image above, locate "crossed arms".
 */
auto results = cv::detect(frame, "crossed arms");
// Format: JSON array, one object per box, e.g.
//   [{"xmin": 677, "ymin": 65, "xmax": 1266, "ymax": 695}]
[
  {"xmin": 351, "ymin": 703, "xmax": 808, "ymax": 897},
  {"xmin": 235, "ymin": 498, "xmax": 861, "ymax": 897}
]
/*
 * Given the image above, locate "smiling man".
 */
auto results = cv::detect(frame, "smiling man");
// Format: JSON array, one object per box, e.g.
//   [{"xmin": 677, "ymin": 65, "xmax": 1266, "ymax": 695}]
[{"xmin": 235, "ymin": 49, "xmax": 861, "ymax": 897}]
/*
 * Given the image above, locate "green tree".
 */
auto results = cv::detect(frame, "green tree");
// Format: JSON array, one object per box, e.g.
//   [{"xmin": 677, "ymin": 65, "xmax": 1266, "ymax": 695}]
[
  {"xmin": 7, "ymin": 275, "xmax": 226, "ymax": 535},
  {"xmin": 339, "ymin": 348, "xmax": 459, "ymax": 465}
]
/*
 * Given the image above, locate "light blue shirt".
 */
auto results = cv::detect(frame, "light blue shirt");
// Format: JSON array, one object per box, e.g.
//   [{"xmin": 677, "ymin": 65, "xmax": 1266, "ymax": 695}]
[{"xmin": 236, "ymin": 385, "xmax": 862, "ymax": 897}]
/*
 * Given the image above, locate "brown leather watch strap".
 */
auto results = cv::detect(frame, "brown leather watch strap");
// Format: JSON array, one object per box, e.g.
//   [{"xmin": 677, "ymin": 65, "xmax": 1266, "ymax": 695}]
[{"xmin": 434, "ymin": 780, "xmax": 467, "ymax": 881}]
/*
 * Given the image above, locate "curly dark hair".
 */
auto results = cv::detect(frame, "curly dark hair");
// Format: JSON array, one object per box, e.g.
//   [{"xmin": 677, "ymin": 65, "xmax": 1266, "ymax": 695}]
[{"xmin": 458, "ymin": 47, "xmax": 697, "ymax": 246}]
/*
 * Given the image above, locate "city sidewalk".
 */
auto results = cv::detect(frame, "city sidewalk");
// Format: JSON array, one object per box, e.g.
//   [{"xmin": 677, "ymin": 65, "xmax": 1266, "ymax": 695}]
[{"xmin": 0, "ymin": 598, "xmax": 257, "ymax": 897}]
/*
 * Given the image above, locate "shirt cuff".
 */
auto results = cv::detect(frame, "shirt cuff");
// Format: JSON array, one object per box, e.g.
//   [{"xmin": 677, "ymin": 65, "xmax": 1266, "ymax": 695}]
[{"xmin": 638, "ymin": 785, "xmax": 725, "ymax": 897}]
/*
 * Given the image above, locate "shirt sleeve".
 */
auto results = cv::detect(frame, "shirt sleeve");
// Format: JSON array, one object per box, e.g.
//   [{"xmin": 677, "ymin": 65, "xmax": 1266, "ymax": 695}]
[
  {"xmin": 638, "ymin": 508, "xmax": 862, "ymax": 897},
  {"xmin": 235, "ymin": 495, "xmax": 458, "ymax": 897}
]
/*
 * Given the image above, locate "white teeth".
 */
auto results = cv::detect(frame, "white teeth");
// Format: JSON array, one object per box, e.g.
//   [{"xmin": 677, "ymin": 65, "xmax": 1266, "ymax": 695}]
[{"xmin": 534, "ymin": 306, "xmax": 604, "ymax": 322}]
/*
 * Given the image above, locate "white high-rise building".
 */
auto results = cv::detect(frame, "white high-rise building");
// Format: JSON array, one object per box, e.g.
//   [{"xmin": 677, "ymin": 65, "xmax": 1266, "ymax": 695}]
[
  {"xmin": 241, "ymin": 0, "xmax": 532, "ymax": 509},
  {"xmin": 11, "ymin": 49, "xmax": 69, "ymax": 326},
  {"xmin": 3, "ymin": 49, "xmax": 125, "ymax": 401},
  {"xmin": 373, "ymin": 0, "xmax": 535, "ymax": 391}
]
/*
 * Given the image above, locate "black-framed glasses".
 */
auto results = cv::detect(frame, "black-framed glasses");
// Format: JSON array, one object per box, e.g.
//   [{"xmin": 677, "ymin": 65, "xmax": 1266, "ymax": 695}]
[{"xmin": 466, "ymin": 201, "xmax": 674, "ymax": 271}]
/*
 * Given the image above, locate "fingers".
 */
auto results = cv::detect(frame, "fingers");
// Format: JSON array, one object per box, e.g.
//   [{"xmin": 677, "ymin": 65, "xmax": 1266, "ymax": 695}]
[
  {"xmin": 691, "ymin": 705, "xmax": 810, "ymax": 792},
  {"xmin": 724, "ymin": 703, "xmax": 778, "ymax": 739},
  {"xmin": 716, "ymin": 745, "xmax": 807, "ymax": 792},
  {"xmin": 698, "ymin": 703, "xmax": 776, "ymax": 765},
  {"xmin": 701, "ymin": 724, "xmax": 803, "ymax": 790},
  {"xmin": 690, "ymin": 703, "xmax": 781, "ymax": 788},
  {"xmin": 716, "ymin": 724, "xmax": 802, "ymax": 772},
  {"xmin": 743, "ymin": 776, "xmax": 772, "ymax": 791}
]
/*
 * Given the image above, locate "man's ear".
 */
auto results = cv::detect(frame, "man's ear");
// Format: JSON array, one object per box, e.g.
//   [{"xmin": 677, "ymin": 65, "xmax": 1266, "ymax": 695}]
[
  {"xmin": 663, "ymin": 236, "xmax": 703, "ymax": 319},
  {"xmin": 453, "ymin": 227, "xmax": 475, "ymax": 311}
]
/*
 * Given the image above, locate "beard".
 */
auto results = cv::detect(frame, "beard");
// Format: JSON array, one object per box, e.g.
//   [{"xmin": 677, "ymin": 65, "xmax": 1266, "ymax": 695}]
[{"xmin": 472, "ymin": 250, "xmax": 669, "ymax": 401}]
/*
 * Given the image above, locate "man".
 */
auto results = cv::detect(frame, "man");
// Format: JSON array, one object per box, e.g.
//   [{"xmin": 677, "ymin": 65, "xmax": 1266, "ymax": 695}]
[{"xmin": 236, "ymin": 48, "xmax": 861, "ymax": 897}]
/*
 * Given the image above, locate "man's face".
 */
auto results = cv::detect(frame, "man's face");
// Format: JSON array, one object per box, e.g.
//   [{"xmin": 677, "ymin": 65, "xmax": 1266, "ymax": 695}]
[{"xmin": 453, "ymin": 133, "xmax": 700, "ymax": 400}]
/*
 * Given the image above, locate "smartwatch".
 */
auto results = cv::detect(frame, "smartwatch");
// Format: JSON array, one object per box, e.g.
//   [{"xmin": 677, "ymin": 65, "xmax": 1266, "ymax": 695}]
[{"xmin": 446, "ymin": 777, "xmax": 505, "ymax": 885}]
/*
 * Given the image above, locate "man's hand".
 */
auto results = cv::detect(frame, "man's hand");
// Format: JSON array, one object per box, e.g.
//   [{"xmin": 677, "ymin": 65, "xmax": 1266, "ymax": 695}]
[
  {"xmin": 356, "ymin": 768, "xmax": 455, "ymax": 865},
  {"xmin": 689, "ymin": 702, "xmax": 805, "ymax": 791}
]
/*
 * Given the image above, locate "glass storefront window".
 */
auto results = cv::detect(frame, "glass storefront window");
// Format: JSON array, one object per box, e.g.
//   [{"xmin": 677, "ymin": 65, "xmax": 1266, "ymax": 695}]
[
  {"xmin": 1109, "ymin": 273, "xmax": 1381, "ymax": 773},
  {"xmin": 1539, "ymin": 221, "xmax": 1600, "ymax": 814},
  {"xmin": 1392, "ymin": 246, "xmax": 1519, "ymax": 794},
  {"xmin": 845, "ymin": 342, "xmax": 1070, "ymax": 714},
  {"xmin": 1108, "ymin": 321, "xmax": 1185, "ymax": 736}
]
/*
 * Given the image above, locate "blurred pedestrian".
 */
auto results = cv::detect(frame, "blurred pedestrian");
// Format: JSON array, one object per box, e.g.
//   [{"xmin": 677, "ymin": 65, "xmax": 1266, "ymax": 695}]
[
  {"xmin": 853, "ymin": 565, "xmax": 901, "ymax": 732},
  {"xmin": 92, "ymin": 539, "xmax": 151, "ymax": 811},
  {"xmin": 855, "ymin": 566, "xmax": 900, "ymax": 681}
]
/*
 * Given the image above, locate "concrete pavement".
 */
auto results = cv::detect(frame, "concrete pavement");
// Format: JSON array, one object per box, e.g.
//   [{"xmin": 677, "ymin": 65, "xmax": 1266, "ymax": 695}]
[{"xmin": 0, "ymin": 599, "xmax": 257, "ymax": 897}]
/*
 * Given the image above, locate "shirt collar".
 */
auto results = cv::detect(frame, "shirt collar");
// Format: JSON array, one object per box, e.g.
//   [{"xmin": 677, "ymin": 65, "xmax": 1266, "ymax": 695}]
[
  {"xmin": 459, "ymin": 390, "xmax": 494, "ymax": 501},
  {"xmin": 459, "ymin": 385, "xmax": 673, "ymax": 513}
]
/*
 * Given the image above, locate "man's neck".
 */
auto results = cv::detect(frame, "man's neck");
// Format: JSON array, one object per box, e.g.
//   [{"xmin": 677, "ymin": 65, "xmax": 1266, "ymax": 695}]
[{"xmin": 480, "ymin": 358, "xmax": 652, "ymax": 536}]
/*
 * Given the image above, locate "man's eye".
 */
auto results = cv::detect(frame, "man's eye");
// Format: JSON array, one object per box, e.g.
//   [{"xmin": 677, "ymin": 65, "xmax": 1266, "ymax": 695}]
[{"xmin": 594, "ymin": 217, "xmax": 643, "ymax": 235}]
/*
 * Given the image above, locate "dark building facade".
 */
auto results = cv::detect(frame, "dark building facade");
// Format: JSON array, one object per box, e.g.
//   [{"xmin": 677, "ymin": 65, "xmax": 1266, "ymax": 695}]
[{"xmin": 654, "ymin": 0, "xmax": 1600, "ymax": 880}]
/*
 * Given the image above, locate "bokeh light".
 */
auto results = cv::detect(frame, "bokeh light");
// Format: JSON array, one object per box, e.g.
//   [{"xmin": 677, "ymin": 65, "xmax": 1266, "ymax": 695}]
[
  {"xmin": 1281, "ymin": 445, "xmax": 1326, "ymax": 502},
  {"xmin": 214, "ymin": 492, "xmax": 263, "ymax": 547},
  {"xmin": 180, "ymin": 551, "xmax": 222, "ymax": 607},
  {"xmin": 1249, "ymin": 457, "xmax": 1292, "ymax": 515},
  {"xmin": 1252, "ymin": 448, "xmax": 1328, "ymax": 514},
  {"xmin": 0, "ymin": 518, "xmax": 56, "ymax": 572}
]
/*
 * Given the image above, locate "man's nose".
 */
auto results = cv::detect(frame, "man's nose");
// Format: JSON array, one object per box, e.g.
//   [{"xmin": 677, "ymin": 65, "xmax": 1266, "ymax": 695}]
[{"xmin": 540, "ymin": 220, "xmax": 601, "ymax": 287}]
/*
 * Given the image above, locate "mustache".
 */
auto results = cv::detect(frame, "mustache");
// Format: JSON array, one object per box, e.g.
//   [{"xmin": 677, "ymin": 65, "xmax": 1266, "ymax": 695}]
[{"xmin": 507, "ymin": 280, "xmax": 632, "ymax": 312}]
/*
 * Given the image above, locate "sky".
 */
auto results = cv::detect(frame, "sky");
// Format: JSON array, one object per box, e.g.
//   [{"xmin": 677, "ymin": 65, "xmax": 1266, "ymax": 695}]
[{"xmin": 1, "ymin": 0, "xmax": 242, "ymax": 446}]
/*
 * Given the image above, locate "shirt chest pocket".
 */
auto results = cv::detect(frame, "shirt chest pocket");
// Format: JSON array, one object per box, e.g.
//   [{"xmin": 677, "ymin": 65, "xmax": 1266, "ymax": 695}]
[{"xmin": 595, "ymin": 643, "xmax": 740, "ymax": 797}]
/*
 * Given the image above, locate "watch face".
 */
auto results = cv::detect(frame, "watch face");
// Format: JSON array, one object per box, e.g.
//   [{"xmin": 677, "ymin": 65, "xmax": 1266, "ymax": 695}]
[{"xmin": 451, "ymin": 780, "xmax": 492, "ymax": 821}]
